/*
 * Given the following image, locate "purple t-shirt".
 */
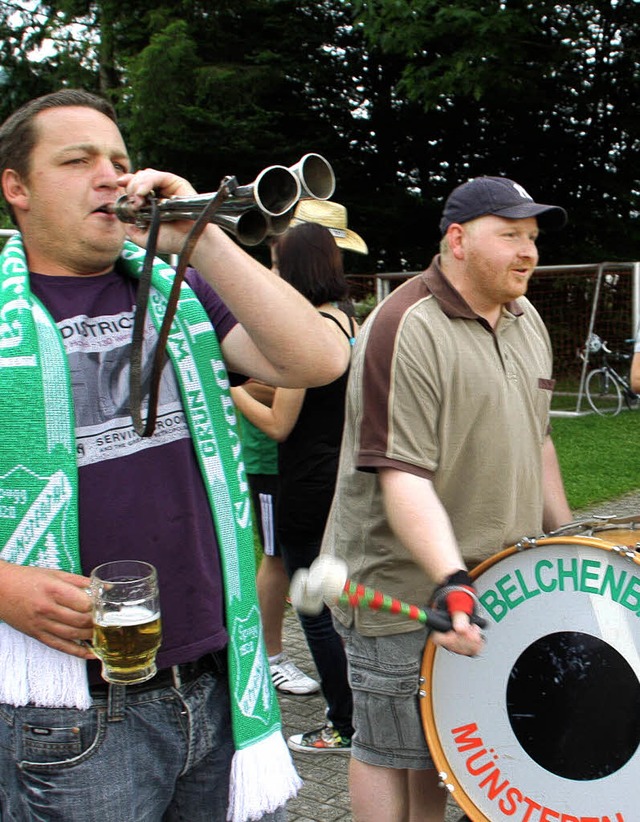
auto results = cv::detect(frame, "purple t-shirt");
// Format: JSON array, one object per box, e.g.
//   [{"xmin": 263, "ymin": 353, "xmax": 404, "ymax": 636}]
[{"xmin": 30, "ymin": 265, "xmax": 238, "ymax": 674}]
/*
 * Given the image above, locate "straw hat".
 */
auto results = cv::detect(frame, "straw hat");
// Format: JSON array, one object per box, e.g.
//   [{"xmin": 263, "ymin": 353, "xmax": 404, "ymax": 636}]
[{"xmin": 291, "ymin": 200, "xmax": 368, "ymax": 255}]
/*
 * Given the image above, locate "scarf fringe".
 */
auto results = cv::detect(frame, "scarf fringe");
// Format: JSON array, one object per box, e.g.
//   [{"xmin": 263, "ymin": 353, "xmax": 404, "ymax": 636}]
[
  {"xmin": 0, "ymin": 623, "xmax": 91, "ymax": 709},
  {"xmin": 227, "ymin": 730, "xmax": 302, "ymax": 822}
]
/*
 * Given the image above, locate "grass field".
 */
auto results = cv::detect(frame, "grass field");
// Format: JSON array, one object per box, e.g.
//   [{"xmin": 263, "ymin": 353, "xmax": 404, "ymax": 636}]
[{"xmin": 551, "ymin": 410, "xmax": 639, "ymax": 510}]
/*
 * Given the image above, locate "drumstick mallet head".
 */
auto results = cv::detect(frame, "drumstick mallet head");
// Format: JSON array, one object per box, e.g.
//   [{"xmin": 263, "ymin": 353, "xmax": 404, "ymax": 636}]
[
  {"xmin": 289, "ymin": 556, "xmax": 473, "ymax": 632},
  {"xmin": 289, "ymin": 556, "xmax": 348, "ymax": 615}
]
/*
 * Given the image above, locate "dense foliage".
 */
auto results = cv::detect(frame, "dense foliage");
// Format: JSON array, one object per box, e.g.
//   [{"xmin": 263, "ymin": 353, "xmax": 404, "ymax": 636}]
[{"xmin": 1, "ymin": 0, "xmax": 639, "ymax": 272}]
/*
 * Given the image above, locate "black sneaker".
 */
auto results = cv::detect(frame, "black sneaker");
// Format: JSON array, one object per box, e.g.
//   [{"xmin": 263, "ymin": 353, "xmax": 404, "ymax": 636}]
[{"xmin": 287, "ymin": 724, "xmax": 351, "ymax": 754}]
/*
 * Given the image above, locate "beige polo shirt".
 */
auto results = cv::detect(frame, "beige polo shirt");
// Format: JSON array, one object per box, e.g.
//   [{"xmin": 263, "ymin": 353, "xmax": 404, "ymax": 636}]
[{"xmin": 322, "ymin": 256, "xmax": 554, "ymax": 635}]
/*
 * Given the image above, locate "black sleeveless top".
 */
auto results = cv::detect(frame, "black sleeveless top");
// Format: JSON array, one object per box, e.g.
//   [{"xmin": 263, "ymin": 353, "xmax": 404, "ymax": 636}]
[{"xmin": 276, "ymin": 312, "xmax": 355, "ymax": 541}]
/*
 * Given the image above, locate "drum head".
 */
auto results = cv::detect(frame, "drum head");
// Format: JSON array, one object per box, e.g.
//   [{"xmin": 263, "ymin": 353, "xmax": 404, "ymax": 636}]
[
  {"xmin": 420, "ymin": 536, "xmax": 640, "ymax": 822},
  {"xmin": 591, "ymin": 526, "xmax": 640, "ymax": 548},
  {"xmin": 554, "ymin": 514, "xmax": 640, "ymax": 549}
]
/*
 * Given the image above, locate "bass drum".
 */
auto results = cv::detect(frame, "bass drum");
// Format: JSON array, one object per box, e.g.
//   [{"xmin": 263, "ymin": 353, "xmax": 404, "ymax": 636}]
[{"xmin": 419, "ymin": 536, "xmax": 640, "ymax": 822}]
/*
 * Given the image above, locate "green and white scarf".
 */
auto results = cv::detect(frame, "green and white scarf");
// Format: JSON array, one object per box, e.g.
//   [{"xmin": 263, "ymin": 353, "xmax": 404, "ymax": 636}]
[{"xmin": 0, "ymin": 233, "xmax": 301, "ymax": 821}]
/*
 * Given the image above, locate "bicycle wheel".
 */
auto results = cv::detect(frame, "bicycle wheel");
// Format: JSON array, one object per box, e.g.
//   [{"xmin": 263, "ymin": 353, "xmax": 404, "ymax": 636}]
[{"xmin": 585, "ymin": 368, "xmax": 622, "ymax": 416}]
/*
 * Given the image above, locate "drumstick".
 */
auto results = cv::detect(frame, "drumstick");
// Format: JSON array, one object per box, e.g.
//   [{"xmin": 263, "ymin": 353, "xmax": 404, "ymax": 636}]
[
  {"xmin": 339, "ymin": 579, "xmax": 453, "ymax": 632},
  {"xmin": 290, "ymin": 556, "xmax": 484, "ymax": 632}
]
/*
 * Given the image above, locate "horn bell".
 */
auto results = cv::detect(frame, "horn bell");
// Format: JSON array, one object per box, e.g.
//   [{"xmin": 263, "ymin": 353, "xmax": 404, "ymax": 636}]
[
  {"xmin": 228, "ymin": 165, "xmax": 301, "ymax": 216},
  {"xmin": 288, "ymin": 153, "xmax": 336, "ymax": 200}
]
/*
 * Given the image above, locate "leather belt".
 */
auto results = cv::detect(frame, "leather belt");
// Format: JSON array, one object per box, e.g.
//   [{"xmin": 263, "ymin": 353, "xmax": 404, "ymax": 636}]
[{"xmin": 89, "ymin": 648, "xmax": 227, "ymax": 695}]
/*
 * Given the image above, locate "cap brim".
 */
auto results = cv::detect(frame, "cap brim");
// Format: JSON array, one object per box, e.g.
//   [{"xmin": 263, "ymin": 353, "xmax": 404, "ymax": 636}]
[{"xmin": 496, "ymin": 203, "xmax": 568, "ymax": 230}]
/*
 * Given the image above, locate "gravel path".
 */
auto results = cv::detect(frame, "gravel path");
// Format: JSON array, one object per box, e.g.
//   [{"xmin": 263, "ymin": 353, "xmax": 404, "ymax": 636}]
[{"xmin": 575, "ymin": 489, "xmax": 640, "ymax": 518}]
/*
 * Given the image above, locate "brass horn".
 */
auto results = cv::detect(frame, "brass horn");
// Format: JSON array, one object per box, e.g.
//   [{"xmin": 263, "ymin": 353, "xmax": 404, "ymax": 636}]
[
  {"xmin": 110, "ymin": 194, "xmax": 270, "ymax": 246},
  {"xmin": 264, "ymin": 152, "xmax": 336, "ymax": 237},
  {"xmin": 112, "ymin": 164, "xmax": 300, "ymax": 224},
  {"xmin": 109, "ymin": 155, "xmax": 335, "ymax": 246}
]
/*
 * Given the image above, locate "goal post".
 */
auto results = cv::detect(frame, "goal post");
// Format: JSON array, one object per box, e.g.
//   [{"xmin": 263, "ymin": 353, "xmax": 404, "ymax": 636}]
[{"xmin": 354, "ymin": 261, "xmax": 640, "ymax": 418}]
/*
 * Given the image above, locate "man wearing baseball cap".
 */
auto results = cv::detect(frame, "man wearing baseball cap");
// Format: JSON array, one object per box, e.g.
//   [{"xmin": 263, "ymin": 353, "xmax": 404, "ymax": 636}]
[
  {"xmin": 439, "ymin": 175, "xmax": 567, "ymax": 233},
  {"xmin": 321, "ymin": 176, "xmax": 572, "ymax": 821}
]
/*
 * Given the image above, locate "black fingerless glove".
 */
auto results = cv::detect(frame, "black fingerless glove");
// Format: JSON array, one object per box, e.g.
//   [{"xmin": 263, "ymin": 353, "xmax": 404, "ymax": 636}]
[{"xmin": 431, "ymin": 570, "xmax": 477, "ymax": 618}]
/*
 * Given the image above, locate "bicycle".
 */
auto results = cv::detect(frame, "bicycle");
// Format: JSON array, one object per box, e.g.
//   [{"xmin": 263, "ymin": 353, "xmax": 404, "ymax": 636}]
[{"xmin": 583, "ymin": 334, "xmax": 639, "ymax": 416}]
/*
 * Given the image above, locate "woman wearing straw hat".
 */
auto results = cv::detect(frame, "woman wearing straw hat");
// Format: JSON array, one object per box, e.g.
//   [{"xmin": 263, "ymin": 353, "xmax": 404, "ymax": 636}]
[
  {"xmin": 232, "ymin": 212, "xmax": 367, "ymax": 753},
  {"xmin": 289, "ymin": 199, "xmax": 368, "ymax": 256}
]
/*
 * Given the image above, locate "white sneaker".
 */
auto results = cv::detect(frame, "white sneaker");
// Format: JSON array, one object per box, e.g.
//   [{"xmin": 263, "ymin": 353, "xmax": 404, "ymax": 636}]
[{"xmin": 269, "ymin": 655, "xmax": 320, "ymax": 695}]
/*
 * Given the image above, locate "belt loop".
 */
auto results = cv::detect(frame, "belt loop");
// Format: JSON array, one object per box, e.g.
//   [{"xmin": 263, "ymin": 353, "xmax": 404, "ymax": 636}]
[
  {"xmin": 171, "ymin": 665, "xmax": 183, "ymax": 689},
  {"xmin": 106, "ymin": 684, "xmax": 127, "ymax": 722}
]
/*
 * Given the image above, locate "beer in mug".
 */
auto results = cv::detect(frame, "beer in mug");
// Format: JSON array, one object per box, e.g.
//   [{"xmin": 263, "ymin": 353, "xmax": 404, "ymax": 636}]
[{"xmin": 90, "ymin": 561, "xmax": 162, "ymax": 685}]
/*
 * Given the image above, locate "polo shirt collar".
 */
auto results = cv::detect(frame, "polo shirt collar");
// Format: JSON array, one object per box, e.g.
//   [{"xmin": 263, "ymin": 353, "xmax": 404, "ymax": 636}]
[{"xmin": 422, "ymin": 255, "xmax": 524, "ymax": 320}]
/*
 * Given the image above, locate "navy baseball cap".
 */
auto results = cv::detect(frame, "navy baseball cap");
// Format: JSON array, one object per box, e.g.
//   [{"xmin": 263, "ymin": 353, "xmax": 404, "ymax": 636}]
[{"xmin": 439, "ymin": 176, "xmax": 567, "ymax": 235}]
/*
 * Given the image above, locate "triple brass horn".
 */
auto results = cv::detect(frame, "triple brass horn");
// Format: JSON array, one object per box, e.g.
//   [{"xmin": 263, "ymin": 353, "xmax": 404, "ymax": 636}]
[{"xmin": 109, "ymin": 154, "xmax": 335, "ymax": 246}]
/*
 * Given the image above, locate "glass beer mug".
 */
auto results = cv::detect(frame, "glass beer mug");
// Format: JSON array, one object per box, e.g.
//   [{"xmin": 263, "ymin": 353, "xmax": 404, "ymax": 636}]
[{"xmin": 90, "ymin": 560, "xmax": 162, "ymax": 685}]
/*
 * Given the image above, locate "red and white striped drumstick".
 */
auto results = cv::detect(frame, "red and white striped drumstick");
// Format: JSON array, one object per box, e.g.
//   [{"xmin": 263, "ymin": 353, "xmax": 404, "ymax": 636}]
[{"xmin": 290, "ymin": 556, "xmax": 456, "ymax": 633}]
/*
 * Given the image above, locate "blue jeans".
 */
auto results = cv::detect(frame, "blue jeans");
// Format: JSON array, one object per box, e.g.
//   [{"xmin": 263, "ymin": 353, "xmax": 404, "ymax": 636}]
[
  {"xmin": 279, "ymin": 532, "xmax": 353, "ymax": 738},
  {"xmin": 0, "ymin": 672, "xmax": 286, "ymax": 822}
]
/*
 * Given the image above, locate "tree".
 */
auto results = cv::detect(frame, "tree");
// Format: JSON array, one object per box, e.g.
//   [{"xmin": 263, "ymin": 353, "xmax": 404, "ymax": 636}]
[
  {"xmin": 352, "ymin": 0, "xmax": 640, "ymax": 263},
  {"xmin": 1, "ymin": 0, "xmax": 639, "ymax": 269}
]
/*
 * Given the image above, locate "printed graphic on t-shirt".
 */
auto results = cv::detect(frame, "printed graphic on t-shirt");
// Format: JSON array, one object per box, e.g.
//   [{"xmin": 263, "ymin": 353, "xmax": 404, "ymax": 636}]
[{"xmin": 59, "ymin": 309, "xmax": 191, "ymax": 466}]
